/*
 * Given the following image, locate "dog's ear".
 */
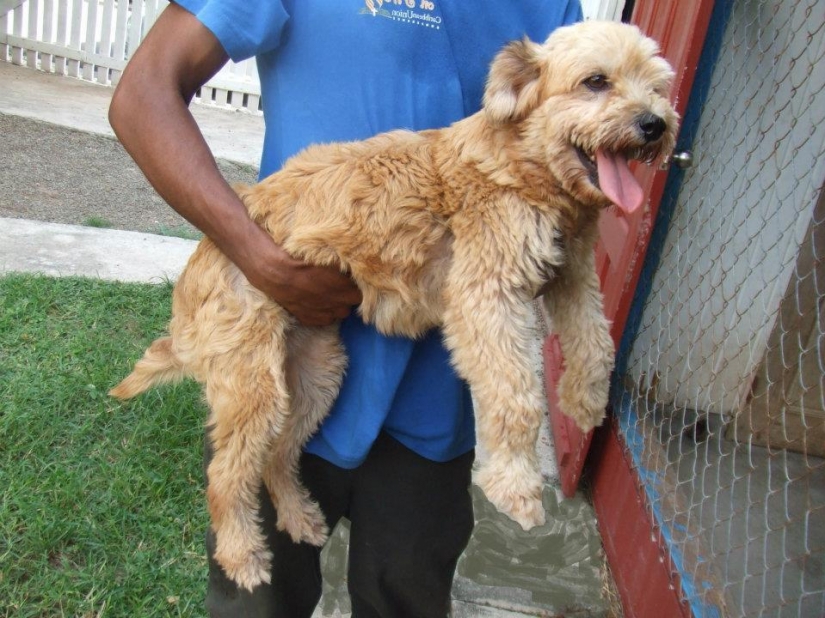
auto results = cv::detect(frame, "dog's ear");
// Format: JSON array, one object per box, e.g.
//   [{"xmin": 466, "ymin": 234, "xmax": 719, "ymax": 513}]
[{"xmin": 483, "ymin": 38, "xmax": 544, "ymax": 125}]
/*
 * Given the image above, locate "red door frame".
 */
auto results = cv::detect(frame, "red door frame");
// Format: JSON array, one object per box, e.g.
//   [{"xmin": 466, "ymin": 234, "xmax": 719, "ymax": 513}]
[{"xmin": 542, "ymin": 1, "xmax": 717, "ymax": 615}]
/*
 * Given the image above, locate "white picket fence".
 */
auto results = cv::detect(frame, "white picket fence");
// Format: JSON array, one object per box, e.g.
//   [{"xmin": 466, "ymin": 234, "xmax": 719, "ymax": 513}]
[
  {"xmin": 0, "ymin": 0, "xmax": 623, "ymax": 115},
  {"xmin": 0, "ymin": 0, "xmax": 262, "ymax": 113}
]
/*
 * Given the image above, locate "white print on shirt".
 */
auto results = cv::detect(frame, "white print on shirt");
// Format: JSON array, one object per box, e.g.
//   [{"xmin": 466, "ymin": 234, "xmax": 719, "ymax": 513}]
[{"xmin": 361, "ymin": 0, "xmax": 442, "ymax": 29}]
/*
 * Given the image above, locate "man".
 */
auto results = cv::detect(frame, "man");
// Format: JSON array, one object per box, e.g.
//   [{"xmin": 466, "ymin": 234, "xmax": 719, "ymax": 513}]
[{"xmin": 109, "ymin": 1, "xmax": 582, "ymax": 616}]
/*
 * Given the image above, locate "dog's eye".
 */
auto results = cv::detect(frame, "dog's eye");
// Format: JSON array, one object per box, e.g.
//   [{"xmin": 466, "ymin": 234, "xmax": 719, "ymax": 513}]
[{"xmin": 583, "ymin": 74, "xmax": 609, "ymax": 92}]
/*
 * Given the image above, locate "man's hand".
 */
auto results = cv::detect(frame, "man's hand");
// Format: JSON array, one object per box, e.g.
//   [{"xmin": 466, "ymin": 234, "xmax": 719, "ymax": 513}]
[{"xmin": 241, "ymin": 229, "xmax": 362, "ymax": 327}]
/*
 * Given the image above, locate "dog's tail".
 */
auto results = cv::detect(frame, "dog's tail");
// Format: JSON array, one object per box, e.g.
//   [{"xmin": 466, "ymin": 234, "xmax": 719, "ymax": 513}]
[{"xmin": 109, "ymin": 336, "xmax": 186, "ymax": 399}]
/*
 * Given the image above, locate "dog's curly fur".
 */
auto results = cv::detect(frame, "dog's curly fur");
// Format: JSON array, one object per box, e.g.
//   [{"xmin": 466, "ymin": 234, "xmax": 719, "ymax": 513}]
[{"xmin": 111, "ymin": 21, "xmax": 678, "ymax": 591}]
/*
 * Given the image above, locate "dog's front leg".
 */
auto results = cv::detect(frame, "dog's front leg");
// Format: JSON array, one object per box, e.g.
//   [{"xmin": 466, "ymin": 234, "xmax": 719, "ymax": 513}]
[
  {"xmin": 443, "ymin": 278, "xmax": 546, "ymax": 531},
  {"xmin": 542, "ymin": 235, "xmax": 614, "ymax": 433}
]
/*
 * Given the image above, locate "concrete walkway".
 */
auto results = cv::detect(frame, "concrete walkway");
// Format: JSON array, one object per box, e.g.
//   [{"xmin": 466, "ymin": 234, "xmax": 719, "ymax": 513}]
[
  {"xmin": 0, "ymin": 61, "xmax": 613, "ymax": 617},
  {"xmin": 0, "ymin": 59, "xmax": 264, "ymax": 167},
  {"xmin": 1, "ymin": 216, "xmax": 197, "ymax": 282}
]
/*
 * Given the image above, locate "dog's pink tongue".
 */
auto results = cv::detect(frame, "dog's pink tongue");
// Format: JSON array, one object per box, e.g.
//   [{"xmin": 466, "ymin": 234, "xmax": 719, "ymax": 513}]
[{"xmin": 596, "ymin": 150, "xmax": 644, "ymax": 214}]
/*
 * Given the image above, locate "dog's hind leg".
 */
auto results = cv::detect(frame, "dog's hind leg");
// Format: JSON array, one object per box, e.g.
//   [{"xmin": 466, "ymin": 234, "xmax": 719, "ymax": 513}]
[
  {"xmin": 263, "ymin": 325, "xmax": 347, "ymax": 546},
  {"xmin": 204, "ymin": 328, "xmax": 292, "ymax": 592}
]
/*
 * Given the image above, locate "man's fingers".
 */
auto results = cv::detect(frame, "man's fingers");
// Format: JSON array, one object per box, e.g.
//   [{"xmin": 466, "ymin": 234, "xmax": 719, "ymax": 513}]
[{"xmin": 288, "ymin": 304, "xmax": 355, "ymax": 328}]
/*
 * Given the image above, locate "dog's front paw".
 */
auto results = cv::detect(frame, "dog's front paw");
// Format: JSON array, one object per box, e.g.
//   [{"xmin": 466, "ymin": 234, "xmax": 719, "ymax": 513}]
[
  {"xmin": 215, "ymin": 542, "xmax": 273, "ymax": 592},
  {"xmin": 276, "ymin": 495, "xmax": 329, "ymax": 546},
  {"xmin": 562, "ymin": 397, "xmax": 607, "ymax": 433},
  {"xmin": 476, "ymin": 459, "xmax": 546, "ymax": 530},
  {"xmin": 504, "ymin": 492, "xmax": 546, "ymax": 530},
  {"xmin": 558, "ymin": 371, "xmax": 609, "ymax": 433}
]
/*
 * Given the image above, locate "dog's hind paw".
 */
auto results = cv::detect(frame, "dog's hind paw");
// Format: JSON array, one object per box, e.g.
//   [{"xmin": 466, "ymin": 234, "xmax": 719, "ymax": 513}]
[
  {"xmin": 218, "ymin": 546, "xmax": 273, "ymax": 592},
  {"xmin": 276, "ymin": 497, "xmax": 329, "ymax": 546}
]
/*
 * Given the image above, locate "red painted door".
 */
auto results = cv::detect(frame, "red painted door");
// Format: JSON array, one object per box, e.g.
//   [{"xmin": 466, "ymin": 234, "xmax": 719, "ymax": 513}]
[{"xmin": 545, "ymin": 0, "xmax": 716, "ymax": 497}]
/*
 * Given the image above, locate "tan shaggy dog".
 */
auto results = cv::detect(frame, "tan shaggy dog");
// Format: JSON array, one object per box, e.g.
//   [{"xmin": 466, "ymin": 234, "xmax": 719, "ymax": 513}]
[{"xmin": 111, "ymin": 21, "xmax": 678, "ymax": 590}]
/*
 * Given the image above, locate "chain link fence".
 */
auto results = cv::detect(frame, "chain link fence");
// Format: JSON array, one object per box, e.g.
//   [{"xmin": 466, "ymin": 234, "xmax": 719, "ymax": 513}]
[{"xmin": 612, "ymin": 1, "xmax": 824, "ymax": 616}]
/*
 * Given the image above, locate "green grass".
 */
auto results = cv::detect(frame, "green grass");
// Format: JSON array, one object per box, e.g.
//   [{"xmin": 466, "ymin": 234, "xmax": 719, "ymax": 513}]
[
  {"xmin": 80, "ymin": 217, "xmax": 202, "ymax": 241},
  {"xmin": 151, "ymin": 225, "xmax": 203, "ymax": 241},
  {"xmin": 0, "ymin": 274, "xmax": 209, "ymax": 617},
  {"xmin": 82, "ymin": 216, "xmax": 114, "ymax": 229}
]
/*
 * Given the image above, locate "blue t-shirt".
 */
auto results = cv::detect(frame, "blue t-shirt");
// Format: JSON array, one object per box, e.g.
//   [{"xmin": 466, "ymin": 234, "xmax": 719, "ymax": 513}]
[{"xmin": 175, "ymin": 0, "xmax": 582, "ymax": 468}]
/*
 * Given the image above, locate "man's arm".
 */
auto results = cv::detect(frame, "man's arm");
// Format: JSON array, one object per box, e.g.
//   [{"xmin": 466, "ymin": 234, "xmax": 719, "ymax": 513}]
[{"xmin": 109, "ymin": 3, "xmax": 361, "ymax": 326}]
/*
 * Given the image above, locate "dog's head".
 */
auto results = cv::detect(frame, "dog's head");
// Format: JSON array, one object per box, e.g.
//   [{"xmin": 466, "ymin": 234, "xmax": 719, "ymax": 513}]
[{"xmin": 483, "ymin": 21, "xmax": 678, "ymax": 214}]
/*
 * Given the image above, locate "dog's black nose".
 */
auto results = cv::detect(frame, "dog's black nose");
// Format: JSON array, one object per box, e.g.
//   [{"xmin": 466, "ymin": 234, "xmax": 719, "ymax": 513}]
[{"xmin": 637, "ymin": 113, "xmax": 667, "ymax": 142}]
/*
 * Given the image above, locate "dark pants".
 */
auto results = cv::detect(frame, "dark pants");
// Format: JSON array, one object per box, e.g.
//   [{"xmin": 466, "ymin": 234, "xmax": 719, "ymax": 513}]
[{"xmin": 204, "ymin": 432, "xmax": 475, "ymax": 618}]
